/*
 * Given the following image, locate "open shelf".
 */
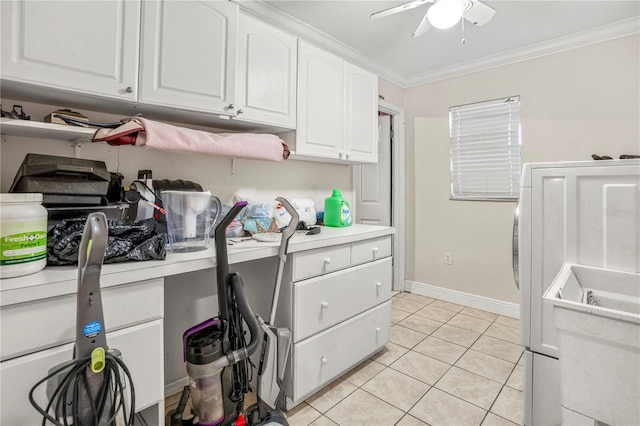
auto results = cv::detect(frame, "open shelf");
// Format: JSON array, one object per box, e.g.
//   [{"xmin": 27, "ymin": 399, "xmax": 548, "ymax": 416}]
[{"xmin": 0, "ymin": 118, "xmax": 96, "ymax": 142}]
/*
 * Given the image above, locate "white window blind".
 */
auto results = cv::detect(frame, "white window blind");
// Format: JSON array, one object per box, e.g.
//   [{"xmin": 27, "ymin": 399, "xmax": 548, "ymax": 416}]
[{"xmin": 449, "ymin": 96, "xmax": 521, "ymax": 200}]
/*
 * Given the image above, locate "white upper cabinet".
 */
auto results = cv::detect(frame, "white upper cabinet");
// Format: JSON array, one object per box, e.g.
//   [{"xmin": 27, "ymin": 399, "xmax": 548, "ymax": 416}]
[
  {"xmin": 139, "ymin": 0, "xmax": 238, "ymax": 115},
  {"xmin": 297, "ymin": 41, "xmax": 344, "ymax": 159},
  {"xmin": 0, "ymin": 0, "xmax": 140, "ymax": 101},
  {"xmin": 236, "ymin": 13, "xmax": 297, "ymax": 129},
  {"xmin": 343, "ymin": 62, "xmax": 378, "ymax": 163},
  {"xmin": 296, "ymin": 41, "xmax": 378, "ymax": 163}
]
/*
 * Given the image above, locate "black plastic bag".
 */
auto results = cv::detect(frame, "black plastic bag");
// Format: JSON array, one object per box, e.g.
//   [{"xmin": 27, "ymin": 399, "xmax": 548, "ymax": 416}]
[{"xmin": 47, "ymin": 217, "xmax": 168, "ymax": 265}]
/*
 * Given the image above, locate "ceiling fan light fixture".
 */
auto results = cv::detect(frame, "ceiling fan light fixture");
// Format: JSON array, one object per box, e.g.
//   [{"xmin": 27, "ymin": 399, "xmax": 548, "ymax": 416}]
[{"xmin": 426, "ymin": 0, "xmax": 464, "ymax": 29}]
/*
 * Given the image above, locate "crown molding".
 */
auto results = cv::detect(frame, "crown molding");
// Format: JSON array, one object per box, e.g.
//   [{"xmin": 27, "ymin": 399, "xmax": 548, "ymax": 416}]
[
  {"xmin": 238, "ymin": 0, "xmax": 406, "ymax": 84},
  {"xmin": 403, "ymin": 16, "xmax": 640, "ymax": 87},
  {"xmin": 238, "ymin": 1, "xmax": 639, "ymax": 89}
]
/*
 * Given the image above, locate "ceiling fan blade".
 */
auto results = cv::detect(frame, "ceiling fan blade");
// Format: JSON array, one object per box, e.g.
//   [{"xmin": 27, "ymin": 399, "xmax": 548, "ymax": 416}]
[
  {"xmin": 370, "ymin": 0, "xmax": 434, "ymax": 19},
  {"xmin": 412, "ymin": 11, "xmax": 432, "ymax": 37},
  {"xmin": 463, "ymin": 0, "xmax": 496, "ymax": 26}
]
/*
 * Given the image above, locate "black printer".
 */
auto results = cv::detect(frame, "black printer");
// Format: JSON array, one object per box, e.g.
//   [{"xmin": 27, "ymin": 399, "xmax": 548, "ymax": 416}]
[{"xmin": 9, "ymin": 153, "xmax": 111, "ymax": 206}]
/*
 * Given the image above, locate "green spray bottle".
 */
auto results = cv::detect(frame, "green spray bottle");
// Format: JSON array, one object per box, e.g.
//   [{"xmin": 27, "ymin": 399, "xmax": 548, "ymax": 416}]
[{"xmin": 324, "ymin": 189, "xmax": 352, "ymax": 227}]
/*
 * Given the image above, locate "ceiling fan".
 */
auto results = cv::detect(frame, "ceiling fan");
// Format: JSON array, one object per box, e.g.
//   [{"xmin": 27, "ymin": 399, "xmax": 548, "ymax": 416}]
[{"xmin": 370, "ymin": 0, "xmax": 496, "ymax": 37}]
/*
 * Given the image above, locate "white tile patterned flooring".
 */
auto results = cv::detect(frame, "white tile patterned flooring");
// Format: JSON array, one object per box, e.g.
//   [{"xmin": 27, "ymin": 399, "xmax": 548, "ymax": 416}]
[{"xmin": 284, "ymin": 292, "xmax": 523, "ymax": 426}]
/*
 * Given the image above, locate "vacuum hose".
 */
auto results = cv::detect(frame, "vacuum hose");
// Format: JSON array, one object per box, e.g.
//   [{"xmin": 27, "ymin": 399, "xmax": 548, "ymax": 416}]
[{"xmin": 211, "ymin": 272, "xmax": 262, "ymax": 371}]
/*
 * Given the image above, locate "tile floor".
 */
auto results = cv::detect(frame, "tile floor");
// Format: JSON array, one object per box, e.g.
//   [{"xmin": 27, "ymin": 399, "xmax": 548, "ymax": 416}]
[
  {"xmin": 285, "ymin": 292, "xmax": 523, "ymax": 426},
  {"xmin": 165, "ymin": 292, "xmax": 524, "ymax": 426}
]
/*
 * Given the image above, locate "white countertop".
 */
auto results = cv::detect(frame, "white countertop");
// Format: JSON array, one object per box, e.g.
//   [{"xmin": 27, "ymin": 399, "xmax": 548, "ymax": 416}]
[{"xmin": 0, "ymin": 224, "xmax": 394, "ymax": 306}]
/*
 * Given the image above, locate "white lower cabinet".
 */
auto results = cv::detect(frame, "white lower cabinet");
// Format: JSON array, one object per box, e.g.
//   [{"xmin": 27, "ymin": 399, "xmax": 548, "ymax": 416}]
[
  {"xmin": 0, "ymin": 278, "xmax": 163, "ymax": 361},
  {"xmin": 292, "ymin": 243, "xmax": 352, "ymax": 281},
  {"xmin": 351, "ymin": 236, "xmax": 392, "ymax": 266},
  {"xmin": 294, "ymin": 258, "xmax": 392, "ymax": 341},
  {"xmin": 0, "ymin": 319, "xmax": 164, "ymax": 424},
  {"xmin": 284, "ymin": 235, "xmax": 393, "ymax": 407},
  {"xmin": 293, "ymin": 301, "xmax": 390, "ymax": 400}
]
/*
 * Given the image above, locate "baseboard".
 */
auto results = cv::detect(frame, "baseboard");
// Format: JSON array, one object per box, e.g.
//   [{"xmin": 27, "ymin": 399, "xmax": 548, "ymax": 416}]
[
  {"xmin": 165, "ymin": 376, "xmax": 190, "ymax": 399},
  {"xmin": 405, "ymin": 280, "xmax": 520, "ymax": 319}
]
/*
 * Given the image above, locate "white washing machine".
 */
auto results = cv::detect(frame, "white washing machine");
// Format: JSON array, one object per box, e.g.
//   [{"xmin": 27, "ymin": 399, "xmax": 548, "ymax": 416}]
[{"xmin": 514, "ymin": 159, "xmax": 640, "ymax": 425}]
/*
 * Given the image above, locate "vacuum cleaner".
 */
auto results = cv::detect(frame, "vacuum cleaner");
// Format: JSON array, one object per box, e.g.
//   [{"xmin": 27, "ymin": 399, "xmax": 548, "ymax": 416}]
[
  {"xmin": 179, "ymin": 197, "xmax": 299, "ymax": 426},
  {"xmin": 28, "ymin": 212, "xmax": 136, "ymax": 425}
]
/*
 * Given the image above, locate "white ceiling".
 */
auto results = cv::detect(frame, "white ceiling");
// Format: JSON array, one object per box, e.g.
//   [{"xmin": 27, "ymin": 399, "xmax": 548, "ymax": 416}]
[{"xmin": 245, "ymin": 0, "xmax": 640, "ymax": 87}]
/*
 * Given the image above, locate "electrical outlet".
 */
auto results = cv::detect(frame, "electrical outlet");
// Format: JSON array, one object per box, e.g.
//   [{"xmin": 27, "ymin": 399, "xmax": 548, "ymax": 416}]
[{"xmin": 444, "ymin": 253, "xmax": 452, "ymax": 265}]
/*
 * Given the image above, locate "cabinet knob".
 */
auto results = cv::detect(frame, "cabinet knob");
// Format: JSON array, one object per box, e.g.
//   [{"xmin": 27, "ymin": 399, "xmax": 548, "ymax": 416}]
[
  {"xmin": 324, "ymin": 257, "xmax": 332, "ymax": 265},
  {"xmin": 375, "ymin": 281, "xmax": 382, "ymax": 288},
  {"xmin": 372, "ymin": 247, "xmax": 379, "ymax": 254},
  {"xmin": 321, "ymin": 300, "xmax": 329, "ymax": 308},
  {"xmin": 125, "ymin": 86, "xmax": 133, "ymax": 94},
  {"xmin": 375, "ymin": 327, "xmax": 381, "ymax": 333},
  {"xmin": 236, "ymin": 109, "xmax": 244, "ymax": 115},
  {"xmin": 345, "ymin": 152, "xmax": 351, "ymax": 159},
  {"xmin": 321, "ymin": 356, "xmax": 328, "ymax": 364},
  {"xmin": 338, "ymin": 151, "xmax": 344, "ymax": 159},
  {"xmin": 227, "ymin": 104, "xmax": 235, "ymax": 110}
]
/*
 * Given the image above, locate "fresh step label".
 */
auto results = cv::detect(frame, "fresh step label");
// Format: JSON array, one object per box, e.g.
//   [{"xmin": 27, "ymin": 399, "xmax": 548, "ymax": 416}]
[{"xmin": 0, "ymin": 231, "xmax": 47, "ymax": 265}]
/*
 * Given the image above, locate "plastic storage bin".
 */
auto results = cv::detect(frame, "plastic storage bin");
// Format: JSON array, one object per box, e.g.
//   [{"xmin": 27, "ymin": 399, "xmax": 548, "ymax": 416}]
[{"xmin": 543, "ymin": 263, "xmax": 640, "ymax": 426}]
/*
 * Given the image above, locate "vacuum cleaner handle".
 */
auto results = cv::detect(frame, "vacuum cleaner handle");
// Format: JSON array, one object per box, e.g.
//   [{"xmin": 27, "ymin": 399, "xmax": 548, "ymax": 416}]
[
  {"xmin": 209, "ymin": 272, "xmax": 263, "ymax": 371},
  {"xmin": 268, "ymin": 197, "xmax": 299, "ymax": 326},
  {"xmin": 275, "ymin": 197, "xmax": 299, "ymax": 262},
  {"xmin": 214, "ymin": 201, "xmax": 248, "ymax": 323},
  {"xmin": 78, "ymin": 212, "xmax": 108, "ymax": 274},
  {"xmin": 76, "ymin": 212, "xmax": 109, "ymax": 359}
]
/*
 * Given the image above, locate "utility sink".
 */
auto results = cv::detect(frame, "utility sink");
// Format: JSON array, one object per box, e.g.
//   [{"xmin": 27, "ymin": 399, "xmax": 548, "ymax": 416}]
[{"xmin": 544, "ymin": 263, "xmax": 640, "ymax": 426}]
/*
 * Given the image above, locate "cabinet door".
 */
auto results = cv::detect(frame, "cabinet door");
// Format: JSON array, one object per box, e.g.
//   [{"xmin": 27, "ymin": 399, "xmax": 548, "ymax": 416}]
[
  {"xmin": 1, "ymin": 278, "xmax": 163, "ymax": 361},
  {"xmin": 0, "ymin": 0, "xmax": 140, "ymax": 100},
  {"xmin": 237, "ymin": 13, "xmax": 297, "ymax": 129},
  {"xmin": 291, "ymin": 301, "xmax": 390, "ymax": 402},
  {"xmin": 139, "ymin": 0, "xmax": 238, "ymax": 114},
  {"xmin": 292, "ymin": 244, "xmax": 351, "ymax": 281},
  {"xmin": 296, "ymin": 41, "xmax": 344, "ymax": 159},
  {"xmin": 0, "ymin": 320, "xmax": 164, "ymax": 425},
  {"xmin": 343, "ymin": 61, "xmax": 378, "ymax": 163},
  {"xmin": 294, "ymin": 258, "xmax": 392, "ymax": 341}
]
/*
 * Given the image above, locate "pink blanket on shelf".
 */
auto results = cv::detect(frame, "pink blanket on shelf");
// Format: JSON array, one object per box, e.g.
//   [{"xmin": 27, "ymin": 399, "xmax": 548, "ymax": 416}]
[{"xmin": 92, "ymin": 117, "xmax": 290, "ymax": 161}]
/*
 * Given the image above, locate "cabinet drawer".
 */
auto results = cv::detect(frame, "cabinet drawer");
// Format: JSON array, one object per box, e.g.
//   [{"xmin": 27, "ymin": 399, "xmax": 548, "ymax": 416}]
[
  {"xmin": 351, "ymin": 236, "xmax": 392, "ymax": 266},
  {"xmin": 294, "ymin": 258, "xmax": 392, "ymax": 341},
  {"xmin": 292, "ymin": 244, "xmax": 351, "ymax": 281},
  {"xmin": 0, "ymin": 319, "xmax": 164, "ymax": 425},
  {"xmin": 292, "ymin": 301, "xmax": 390, "ymax": 401},
  {"xmin": 1, "ymin": 278, "xmax": 163, "ymax": 361}
]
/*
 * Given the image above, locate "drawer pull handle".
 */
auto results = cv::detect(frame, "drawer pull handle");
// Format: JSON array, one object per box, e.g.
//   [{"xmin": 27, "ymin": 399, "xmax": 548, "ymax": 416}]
[
  {"xmin": 372, "ymin": 247, "xmax": 379, "ymax": 256},
  {"xmin": 321, "ymin": 301, "xmax": 329, "ymax": 308},
  {"xmin": 375, "ymin": 281, "xmax": 383, "ymax": 288},
  {"xmin": 375, "ymin": 327, "xmax": 381, "ymax": 332},
  {"xmin": 324, "ymin": 257, "xmax": 332, "ymax": 265},
  {"xmin": 321, "ymin": 356, "xmax": 328, "ymax": 364}
]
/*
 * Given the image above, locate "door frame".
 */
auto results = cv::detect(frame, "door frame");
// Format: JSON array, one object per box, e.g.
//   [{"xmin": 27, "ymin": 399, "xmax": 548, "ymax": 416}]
[{"xmin": 355, "ymin": 99, "xmax": 406, "ymax": 292}]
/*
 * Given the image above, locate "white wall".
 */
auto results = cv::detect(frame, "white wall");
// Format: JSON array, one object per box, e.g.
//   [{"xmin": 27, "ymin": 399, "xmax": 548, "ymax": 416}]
[
  {"xmin": 403, "ymin": 35, "xmax": 640, "ymax": 303},
  {"xmin": 0, "ymin": 99, "xmax": 353, "ymax": 209},
  {"xmin": 379, "ymin": 78, "xmax": 404, "ymax": 106}
]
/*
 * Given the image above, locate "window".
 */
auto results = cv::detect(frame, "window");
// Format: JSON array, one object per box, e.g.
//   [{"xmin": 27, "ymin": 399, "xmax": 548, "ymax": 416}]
[{"xmin": 449, "ymin": 96, "xmax": 521, "ymax": 201}]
